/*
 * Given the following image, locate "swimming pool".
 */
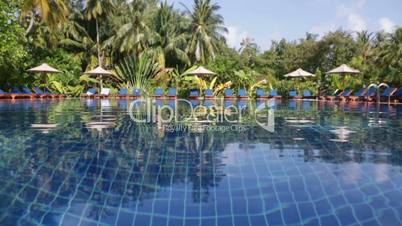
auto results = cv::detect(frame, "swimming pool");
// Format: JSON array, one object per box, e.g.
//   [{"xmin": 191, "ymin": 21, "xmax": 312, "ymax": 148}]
[{"xmin": 0, "ymin": 99, "xmax": 401, "ymax": 225}]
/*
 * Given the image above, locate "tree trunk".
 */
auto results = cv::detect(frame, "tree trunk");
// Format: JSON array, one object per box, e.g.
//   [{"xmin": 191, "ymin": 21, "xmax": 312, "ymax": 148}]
[
  {"xmin": 25, "ymin": 11, "xmax": 35, "ymax": 35},
  {"xmin": 96, "ymin": 18, "xmax": 101, "ymax": 67}
]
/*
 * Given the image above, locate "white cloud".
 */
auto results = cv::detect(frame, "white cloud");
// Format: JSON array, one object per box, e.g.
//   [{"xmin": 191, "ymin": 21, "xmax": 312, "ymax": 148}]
[
  {"xmin": 311, "ymin": 1, "xmax": 368, "ymax": 35},
  {"xmin": 347, "ymin": 14, "xmax": 367, "ymax": 31},
  {"xmin": 224, "ymin": 26, "xmax": 248, "ymax": 49},
  {"xmin": 379, "ymin": 17, "xmax": 396, "ymax": 33}
]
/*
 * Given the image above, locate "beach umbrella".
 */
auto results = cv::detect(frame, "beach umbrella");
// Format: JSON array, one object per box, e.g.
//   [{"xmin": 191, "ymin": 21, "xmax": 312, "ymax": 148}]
[
  {"xmin": 27, "ymin": 63, "xmax": 61, "ymax": 85},
  {"xmin": 284, "ymin": 68, "xmax": 315, "ymax": 78},
  {"xmin": 185, "ymin": 66, "xmax": 217, "ymax": 76},
  {"xmin": 85, "ymin": 66, "xmax": 114, "ymax": 90},
  {"xmin": 326, "ymin": 64, "xmax": 361, "ymax": 90},
  {"xmin": 327, "ymin": 64, "xmax": 360, "ymax": 75},
  {"xmin": 284, "ymin": 68, "xmax": 315, "ymax": 94}
]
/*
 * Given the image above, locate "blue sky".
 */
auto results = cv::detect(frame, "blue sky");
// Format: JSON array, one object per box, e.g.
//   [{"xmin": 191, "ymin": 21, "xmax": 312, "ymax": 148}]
[{"xmin": 166, "ymin": 0, "xmax": 402, "ymax": 50}]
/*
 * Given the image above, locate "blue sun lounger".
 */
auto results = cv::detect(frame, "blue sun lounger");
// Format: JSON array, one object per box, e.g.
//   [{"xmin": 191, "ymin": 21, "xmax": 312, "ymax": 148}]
[
  {"xmin": 189, "ymin": 90, "xmax": 200, "ymax": 99},
  {"xmin": 132, "ymin": 88, "xmax": 141, "ymax": 98},
  {"xmin": 224, "ymin": 89, "xmax": 235, "ymax": 99},
  {"xmin": 43, "ymin": 87, "xmax": 65, "ymax": 98},
  {"xmin": 33, "ymin": 87, "xmax": 52, "ymax": 98},
  {"xmin": 153, "ymin": 88, "xmax": 164, "ymax": 98},
  {"xmin": 238, "ymin": 88, "xmax": 248, "ymax": 99},
  {"xmin": 204, "ymin": 89, "xmax": 214, "ymax": 99},
  {"xmin": 117, "ymin": 88, "xmax": 129, "ymax": 98},
  {"xmin": 4, "ymin": 87, "xmax": 30, "ymax": 99},
  {"xmin": 0, "ymin": 88, "xmax": 12, "ymax": 99},
  {"xmin": 256, "ymin": 89, "xmax": 268, "ymax": 99},
  {"xmin": 167, "ymin": 88, "xmax": 177, "ymax": 99},
  {"xmin": 22, "ymin": 87, "xmax": 41, "ymax": 99},
  {"xmin": 326, "ymin": 88, "xmax": 352, "ymax": 101},
  {"xmin": 288, "ymin": 90, "xmax": 300, "ymax": 99},
  {"xmin": 302, "ymin": 90, "xmax": 315, "ymax": 99},
  {"xmin": 269, "ymin": 89, "xmax": 282, "ymax": 99},
  {"xmin": 379, "ymin": 87, "xmax": 398, "ymax": 102},
  {"xmin": 394, "ymin": 88, "xmax": 402, "ymax": 103},
  {"xmin": 81, "ymin": 88, "xmax": 97, "ymax": 98},
  {"xmin": 364, "ymin": 87, "xmax": 377, "ymax": 102},
  {"xmin": 346, "ymin": 88, "xmax": 367, "ymax": 102},
  {"xmin": 321, "ymin": 89, "xmax": 342, "ymax": 101}
]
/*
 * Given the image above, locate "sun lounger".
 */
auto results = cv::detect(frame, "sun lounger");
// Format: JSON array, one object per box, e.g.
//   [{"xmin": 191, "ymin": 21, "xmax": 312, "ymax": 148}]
[
  {"xmin": 44, "ymin": 87, "xmax": 65, "ymax": 98},
  {"xmin": 8, "ymin": 87, "xmax": 31, "ymax": 99},
  {"xmin": 224, "ymin": 89, "xmax": 235, "ymax": 99},
  {"xmin": 117, "ymin": 88, "xmax": 129, "ymax": 99},
  {"xmin": 238, "ymin": 88, "xmax": 248, "ymax": 99},
  {"xmin": 94, "ymin": 88, "xmax": 110, "ymax": 99},
  {"xmin": 337, "ymin": 89, "xmax": 354, "ymax": 101},
  {"xmin": 80, "ymin": 88, "xmax": 97, "ymax": 98},
  {"xmin": 11, "ymin": 87, "xmax": 33, "ymax": 99},
  {"xmin": 363, "ymin": 87, "xmax": 377, "ymax": 102},
  {"xmin": 33, "ymin": 87, "xmax": 53, "ymax": 99},
  {"xmin": 0, "ymin": 88, "xmax": 12, "ymax": 99},
  {"xmin": 302, "ymin": 90, "xmax": 315, "ymax": 99},
  {"xmin": 394, "ymin": 88, "xmax": 402, "ymax": 103},
  {"xmin": 319, "ymin": 89, "xmax": 340, "ymax": 101},
  {"xmin": 153, "ymin": 88, "xmax": 164, "ymax": 98},
  {"xmin": 345, "ymin": 88, "xmax": 367, "ymax": 102},
  {"xmin": 269, "ymin": 89, "xmax": 282, "ymax": 99},
  {"xmin": 189, "ymin": 90, "xmax": 200, "ymax": 99},
  {"xmin": 21, "ymin": 87, "xmax": 42, "ymax": 99},
  {"xmin": 256, "ymin": 89, "xmax": 268, "ymax": 99},
  {"xmin": 288, "ymin": 90, "xmax": 301, "ymax": 99},
  {"xmin": 326, "ymin": 89, "xmax": 352, "ymax": 101},
  {"xmin": 132, "ymin": 88, "xmax": 141, "ymax": 98},
  {"xmin": 378, "ymin": 87, "xmax": 398, "ymax": 102},
  {"xmin": 204, "ymin": 89, "xmax": 214, "ymax": 99},
  {"xmin": 167, "ymin": 88, "xmax": 177, "ymax": 99}
]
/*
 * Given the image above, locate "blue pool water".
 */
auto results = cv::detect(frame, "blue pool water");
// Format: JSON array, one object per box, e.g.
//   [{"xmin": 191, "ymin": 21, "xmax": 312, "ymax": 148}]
[{"xmin": 0, "ymin": 99, "xmax": 402, "ymax": 226}]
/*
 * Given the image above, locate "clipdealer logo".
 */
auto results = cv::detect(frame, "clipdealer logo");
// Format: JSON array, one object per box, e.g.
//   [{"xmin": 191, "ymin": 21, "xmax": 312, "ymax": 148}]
[{"xmin": 128, "ymin": 98, "xmax": 275, "ymax": 132}]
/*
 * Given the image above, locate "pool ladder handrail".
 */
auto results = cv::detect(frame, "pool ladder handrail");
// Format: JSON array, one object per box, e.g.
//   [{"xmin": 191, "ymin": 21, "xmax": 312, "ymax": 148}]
[{"xmin": 367, "ymin": 83, "xmax": 390, "ymax": 105}]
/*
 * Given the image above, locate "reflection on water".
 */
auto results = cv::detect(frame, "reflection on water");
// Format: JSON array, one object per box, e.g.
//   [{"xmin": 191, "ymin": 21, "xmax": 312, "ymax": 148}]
[{"xmin": 0, "ymin": 99, "xmax": 402, "ymax": 225}]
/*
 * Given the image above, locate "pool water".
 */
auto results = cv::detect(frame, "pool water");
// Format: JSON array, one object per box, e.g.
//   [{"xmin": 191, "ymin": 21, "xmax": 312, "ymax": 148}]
[{"xmin": 0, "ymin": 99, "xmax": 402, "ymax": 226}]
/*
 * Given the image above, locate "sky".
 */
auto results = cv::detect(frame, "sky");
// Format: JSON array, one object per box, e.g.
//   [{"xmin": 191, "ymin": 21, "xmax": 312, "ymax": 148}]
[{"xmin": 165, "ymin": 0, "xmax": 402, "ymax": 50}]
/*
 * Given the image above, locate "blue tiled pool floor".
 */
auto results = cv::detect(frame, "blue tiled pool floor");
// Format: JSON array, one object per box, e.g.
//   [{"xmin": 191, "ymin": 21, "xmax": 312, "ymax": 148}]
[{"xmin": 0, "ymin": 99, "xmax": 401, "ymax": 225}]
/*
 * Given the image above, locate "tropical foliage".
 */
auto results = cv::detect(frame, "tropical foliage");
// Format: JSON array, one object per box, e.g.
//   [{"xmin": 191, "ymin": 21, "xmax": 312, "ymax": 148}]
[{"xmin": 0, "ymin": 0, "xmax": 401, "ymax": 96}]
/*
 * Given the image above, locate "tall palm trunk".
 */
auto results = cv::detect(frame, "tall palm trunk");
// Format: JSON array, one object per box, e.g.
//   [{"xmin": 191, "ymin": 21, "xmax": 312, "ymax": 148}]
[
  {"xmin": 96, "ymin": 18, "xmax": 104, "ymax": 89},
  {"xmin": 96, "ymin": 18, "xmax": 101, "ymax": 67},
  {"xmin": 25, "ymin": 11, "xmax": 35, "ymax": 35}
]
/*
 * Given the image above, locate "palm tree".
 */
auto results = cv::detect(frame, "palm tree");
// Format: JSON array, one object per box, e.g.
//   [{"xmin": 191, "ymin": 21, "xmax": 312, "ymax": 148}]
[
  {"xmin": 356, "ymin": 30, "xmax": 373, "ymax": 61},
  {"xmin": 60, "ymin": 15, "xmax": 99, "ymax": 70},
  {"xmin": 83, "ymin": 0, "xmax": 115, "ymax": 67},
  {"xmin": 22, "ymin": 0, "xmax": 69, "ymax": 34},
  {"xmin": 105, "ymin": 0, "xmax": 151, "ymax": 56},
  {"xmin": 150, "ymin": 2, "xmax": 190, "ymax": 68},
  {"xmin": 375, "ymin": 28, "xmax": 402, "ymax": 84},
  {"xmin": 376, "ymin": 28, "xmax": 402, "ymax": 66},
  {"xmin": 240, "ymin": 37, "xmax": 259, "ymax": 67},
  {"xmin": 184, "ymin": 0, "xmax": 227, "ymax": 64}
]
